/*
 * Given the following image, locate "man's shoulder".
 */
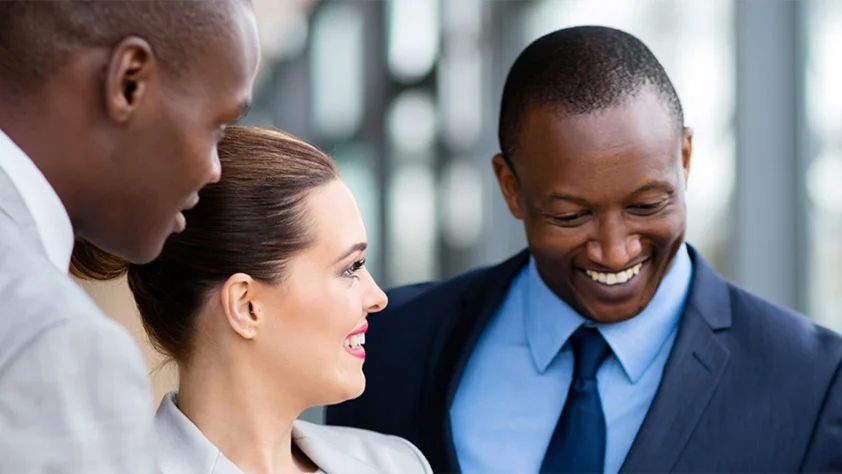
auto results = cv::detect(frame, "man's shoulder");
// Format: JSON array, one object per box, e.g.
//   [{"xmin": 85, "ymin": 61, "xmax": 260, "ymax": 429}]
[
  {"xmin": 0, "ymin": 230, "xmax": 141, "ymax": 373},
  {"xmin": 385, "ymin": 253, "xmax": 526, "ymax": 313},
  {"xmin": 0, "ymin": 283, "xmax": 144, "ymax": 378},
  {"xmin": 0, "ymin": 242, "xmax": 102, "ymax": 327},
  {"xmin": 725, "ymin": 281, "xmax": 842, "ymax": 361},
  {"xmin": 687, "ymin": 249, "xmax": 842, "ymax": 364}
]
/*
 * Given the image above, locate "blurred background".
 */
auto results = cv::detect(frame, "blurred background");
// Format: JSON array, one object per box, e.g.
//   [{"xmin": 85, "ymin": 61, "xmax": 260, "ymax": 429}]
[{"xmin": 78, "ymin": 0, "xmax": 842, "ymax": 418}]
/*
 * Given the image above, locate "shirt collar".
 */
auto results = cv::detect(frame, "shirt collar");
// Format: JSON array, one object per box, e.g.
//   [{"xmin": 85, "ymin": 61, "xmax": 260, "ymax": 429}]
[
  {"xmin": 0, "ymin": 129, "xmax": 74, "ymax": 272},
  {"xmin": 524, "ymin": 244, "xmax": 694, "ymax": 383}
]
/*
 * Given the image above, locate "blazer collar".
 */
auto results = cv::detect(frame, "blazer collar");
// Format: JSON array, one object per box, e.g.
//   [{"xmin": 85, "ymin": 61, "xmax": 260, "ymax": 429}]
[
  {"xmin": 155, "ymin": 393, "xmax": 376, "ymax": 474},
  {"xmin": 622, "ymin": 246, "xmax": 733, "ymax": 471},
  {"xmin": 682, "ymin": 246, "xmax": 733, "ymax": 330},
  {"xmin": 154, "ymin": 392, "xmax": 242, "ymax": 474},
  {"xmin": 292, "ymin": 421, "xmax": 380, "ymax": 474}
]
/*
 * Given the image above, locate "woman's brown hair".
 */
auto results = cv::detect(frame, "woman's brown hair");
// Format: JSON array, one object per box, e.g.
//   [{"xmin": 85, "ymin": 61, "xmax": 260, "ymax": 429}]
[{"xmin": 71, "ymin": 125, "xmax": 339, "ymax": 363}]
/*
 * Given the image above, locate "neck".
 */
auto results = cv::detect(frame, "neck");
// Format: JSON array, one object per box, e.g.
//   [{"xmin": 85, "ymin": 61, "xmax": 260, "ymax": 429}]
[
  {"xmin": 176, "ymin": 354, "xmax": 316, "ymax": 474},
  {"xmin": 0, "ymin": 98, "xmax": 85, "ymax": 232}
]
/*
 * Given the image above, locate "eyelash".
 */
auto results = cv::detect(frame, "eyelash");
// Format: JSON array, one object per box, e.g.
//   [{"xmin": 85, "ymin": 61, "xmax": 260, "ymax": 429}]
[
  {"xmin": 629, "ymin": 200, "xmax": 667, "ymax": 214},
  {"xmin": 343, "ymin": 258, "xmax": 367, "ymax": 279},
  {"xmin": 553, "ymin": 200, "xmax": 667, "ymax": 225},
  {"xmin": 555, "ymin": 211, "xmax": 588, "ymax": 224}
]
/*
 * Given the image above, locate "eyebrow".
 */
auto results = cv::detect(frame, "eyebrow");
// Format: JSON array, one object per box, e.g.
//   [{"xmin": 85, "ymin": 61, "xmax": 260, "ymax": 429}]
[
  {"xmin": 334, "ymin": 242, "xmax": 368, "ymax": 264},
  {"xmin": 548, "ymin": 181, "xmax": 673, "ymax": 205},
  {"xmin": 548, "ymin": 192, "xmax": 591, "ymax": 206},
  {"xmin": 630, "ymin": 180, "xmax": 673, "ymax": 195}
]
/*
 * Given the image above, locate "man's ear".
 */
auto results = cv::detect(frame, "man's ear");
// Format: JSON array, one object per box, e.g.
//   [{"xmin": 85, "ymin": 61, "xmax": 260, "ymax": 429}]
[
  {"xmin": 681, "ymin": 126, "xmax": 693, "ymax": 187},
  {"xmin": 220, "ymin": 273, "xmax": 260, "ymax": 340},
  {"xmin": 492, "ymin": 154, "xmax": 524, "ymax": 220},
  {"xmin": 103, "ymin": 36, "xmax": 157, "ymax": 123}
]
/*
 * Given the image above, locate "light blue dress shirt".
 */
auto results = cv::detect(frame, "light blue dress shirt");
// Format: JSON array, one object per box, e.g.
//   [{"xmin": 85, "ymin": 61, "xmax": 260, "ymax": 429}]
[{"xmin": 450, "ymin": 245, "xmax": 693, "ymax": 474}]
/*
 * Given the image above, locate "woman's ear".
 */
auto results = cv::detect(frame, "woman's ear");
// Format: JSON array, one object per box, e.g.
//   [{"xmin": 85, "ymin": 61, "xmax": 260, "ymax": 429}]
[{"xmin": 220, "ymin": 273, "xmax": 260, "ymax": 340}]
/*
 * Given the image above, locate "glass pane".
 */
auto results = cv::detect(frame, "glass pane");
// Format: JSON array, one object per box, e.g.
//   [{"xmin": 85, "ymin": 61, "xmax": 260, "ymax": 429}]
[
  {"xmin": 388, "ymin": 0, "xmax": 441, "ymax": 82},
  {"xmin": 310, "ymin": 3, "xmax": 365, "ymax": 140},
  {"xmin": 387, "ymin": 164, "xmax": 439, "ymax": 285}
]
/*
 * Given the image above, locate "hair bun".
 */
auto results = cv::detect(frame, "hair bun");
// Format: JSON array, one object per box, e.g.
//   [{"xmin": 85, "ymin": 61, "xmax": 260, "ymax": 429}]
[{"xmin": 70, "ymin": 240, "xmax": 131, "ymax": 281}]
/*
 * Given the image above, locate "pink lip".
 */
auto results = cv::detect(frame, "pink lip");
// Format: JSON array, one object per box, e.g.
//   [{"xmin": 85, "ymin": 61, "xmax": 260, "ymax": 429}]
[
  {"xmin": 347, "ymin": 321, "xmax": 368, "ymax": 337},
  {"xmin": 345, "ymin": 346, "xmax": 366, "ymax": 360}
]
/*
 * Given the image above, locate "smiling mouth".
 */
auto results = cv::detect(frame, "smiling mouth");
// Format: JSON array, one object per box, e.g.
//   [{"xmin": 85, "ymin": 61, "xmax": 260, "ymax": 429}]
[
  {"xmin": 344, "ymin": 321, "xmax": 368, "ymax": 352},
  {"xmin": 344, "ymin": 332, "xmax": 365, "ymax": 350},
  {"xmin": 583, "ymin": 262, "xmax": 644, "ymax": 286}
]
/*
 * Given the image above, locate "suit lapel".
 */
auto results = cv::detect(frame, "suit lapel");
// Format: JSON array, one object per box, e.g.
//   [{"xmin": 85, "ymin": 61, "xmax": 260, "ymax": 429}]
[
  {"xmin": 620, "ymin": 249, "xmax": 733, "ymax": 472},
  {"xmin": 420, "ymin": 251, "xmax": 530, "ymax": 472}
]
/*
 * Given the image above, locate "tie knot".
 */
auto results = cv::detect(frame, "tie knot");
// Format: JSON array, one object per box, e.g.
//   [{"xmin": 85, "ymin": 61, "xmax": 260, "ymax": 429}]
[{"xmin": 570, "ymin": 327, "xmax": 610, "ymax": 380}]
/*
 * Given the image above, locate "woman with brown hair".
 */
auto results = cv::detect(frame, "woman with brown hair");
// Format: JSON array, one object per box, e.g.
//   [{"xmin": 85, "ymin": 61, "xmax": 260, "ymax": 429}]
[{"xmin": 72, "ymin": 126, "xmax": 432, "ymax": 474}]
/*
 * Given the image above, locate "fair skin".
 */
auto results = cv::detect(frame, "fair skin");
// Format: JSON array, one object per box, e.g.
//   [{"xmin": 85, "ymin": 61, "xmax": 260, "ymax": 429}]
[{"xmin": 176, "ymin": 179, "xmax": 388, "ymax": 474}]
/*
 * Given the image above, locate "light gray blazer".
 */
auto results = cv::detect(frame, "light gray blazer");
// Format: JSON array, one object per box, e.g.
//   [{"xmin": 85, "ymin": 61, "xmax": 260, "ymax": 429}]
[
  {"xmin": 155, "ymin": 392, "xmax": 433, "ymax": 474},
  {"xmin": 0, "ymin": 168, "xmax": 155, "ymax": 472}
]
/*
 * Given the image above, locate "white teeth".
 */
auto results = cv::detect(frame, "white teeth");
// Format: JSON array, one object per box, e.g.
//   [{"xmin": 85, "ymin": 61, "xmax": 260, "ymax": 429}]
[
  {"xmin": 585, "ymin": 263, "xmax": 643, "ymax": 287},
  {"xmin": 344, "ymin": 333, "xmax": 365, "ymax": 349}
]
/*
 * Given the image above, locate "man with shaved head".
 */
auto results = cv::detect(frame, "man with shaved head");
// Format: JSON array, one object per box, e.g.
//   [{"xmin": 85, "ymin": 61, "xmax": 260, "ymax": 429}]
[{"xmin": 0, "ymin": 0, "xmax": 260, "ymax": 471}]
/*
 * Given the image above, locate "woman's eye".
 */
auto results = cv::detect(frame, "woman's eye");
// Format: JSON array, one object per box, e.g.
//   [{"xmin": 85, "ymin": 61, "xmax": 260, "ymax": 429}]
[{"xmin": 343, "ymin": 258, "xmax": 366, "ymax": 278}]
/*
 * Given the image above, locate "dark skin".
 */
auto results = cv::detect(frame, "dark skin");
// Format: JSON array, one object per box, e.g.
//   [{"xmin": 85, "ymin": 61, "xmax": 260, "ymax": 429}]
[
  {"xmin": 0, "ymin": 2, "xmax": 260, "ymax": 264},
  {"xmin": 493, "ymin": 87, "xmax": 693, "ymax": 324}
]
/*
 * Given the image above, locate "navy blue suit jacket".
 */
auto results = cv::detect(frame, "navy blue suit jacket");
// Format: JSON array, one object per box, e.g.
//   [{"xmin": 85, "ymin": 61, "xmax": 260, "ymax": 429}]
[{"xmin": 327, "ymin": 247, "xmax": 842, "ymax": 472}]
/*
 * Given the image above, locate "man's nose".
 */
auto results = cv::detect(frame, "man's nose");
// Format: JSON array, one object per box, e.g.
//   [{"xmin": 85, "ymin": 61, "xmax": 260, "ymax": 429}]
[{"xmin": 586, "ymin": 220, "xmax": 642, "ymax": 270}]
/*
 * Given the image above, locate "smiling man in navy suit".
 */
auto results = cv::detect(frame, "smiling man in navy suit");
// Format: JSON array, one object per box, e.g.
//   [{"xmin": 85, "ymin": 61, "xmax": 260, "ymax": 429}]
[{"xmin": 327, "ymin": 26, "xmax": 842, "ymax": 473}]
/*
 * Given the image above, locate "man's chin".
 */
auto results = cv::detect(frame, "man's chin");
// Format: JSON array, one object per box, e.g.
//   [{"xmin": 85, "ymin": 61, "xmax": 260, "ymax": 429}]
[
  {"xmin": 119, "ymin": 231, "xmax": 169, "ymax": 265},
  {"xmin": 580, "ymin": 300, "xmax": 649, "ymax": 324}
]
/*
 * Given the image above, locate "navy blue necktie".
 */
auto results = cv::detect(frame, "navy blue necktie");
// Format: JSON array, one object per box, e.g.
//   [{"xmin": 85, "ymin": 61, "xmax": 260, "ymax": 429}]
[{"xmin": 540, "ymin": 326, "xmax": 611, "ymax": 473}]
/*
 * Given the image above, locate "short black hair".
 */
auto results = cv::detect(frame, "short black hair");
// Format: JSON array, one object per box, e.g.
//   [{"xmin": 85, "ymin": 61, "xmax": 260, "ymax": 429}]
[
  {"xmin": 0, "ymin": 0, "xmax": 249, "ymax": 97},
  {"xmin": 498, "ymin": 25, "xmax": 684, "ymax": 161}
]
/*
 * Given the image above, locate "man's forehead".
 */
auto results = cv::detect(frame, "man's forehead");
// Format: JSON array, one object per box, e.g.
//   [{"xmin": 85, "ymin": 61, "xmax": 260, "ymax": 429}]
[
  {"xmin": 516, "ymin": 132, "xmax": 682, "ymax": 198},
  {"xmin": 516, "ymin": 115, "xmax": 677, "ymax": 172}
]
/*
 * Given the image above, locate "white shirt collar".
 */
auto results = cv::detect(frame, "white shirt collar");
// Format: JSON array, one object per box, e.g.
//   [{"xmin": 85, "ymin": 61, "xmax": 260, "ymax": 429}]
[
  {"xmin": 524, "ymin": 244, "xmax": 694, "ymax": 382},
  {"xmin": 0, "ymin": 129, "xmax": 74, "ymax": 271}
]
